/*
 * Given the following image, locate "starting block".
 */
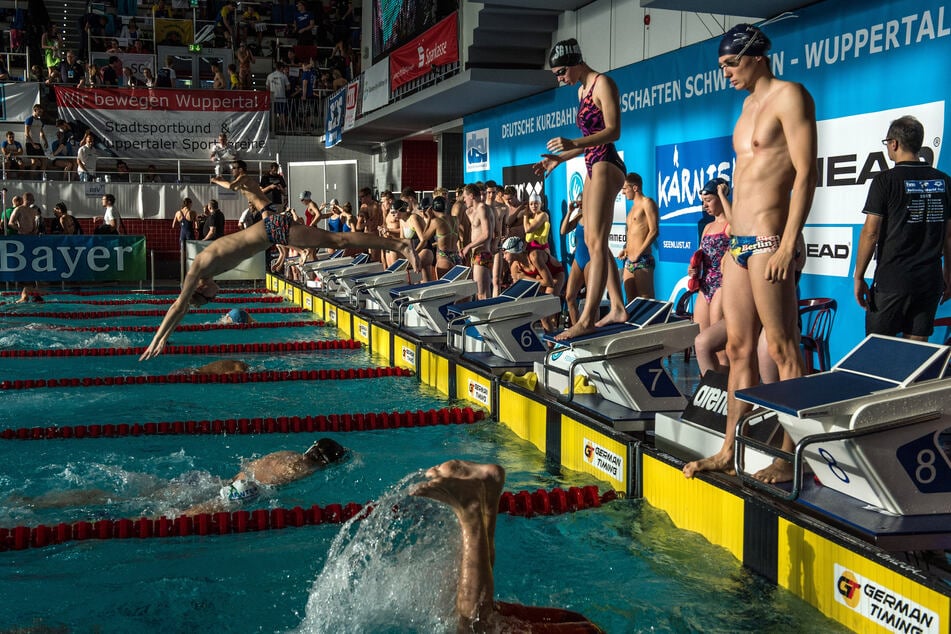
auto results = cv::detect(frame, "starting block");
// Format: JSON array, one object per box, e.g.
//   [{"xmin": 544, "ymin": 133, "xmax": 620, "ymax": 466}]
[
  {"xmin": 306, "ymin": 253, "xmax": 370, "ymax": 289},
  {"xmin": 389, "ymin": 266, "xmax": 476, "ymax": 335},
  {"xmin": 343, "ymin": 260, "xmax": 419, "ymax": 311},
  {"xmin": 536, "ymin": 298, "xmax": 698, "ymax": 430},
  {"xmin": 736, "ymin": 335, "xmax": 951, "ymax": 516},
  {"xmin": 327, "ymin": 259, "xmax": 403, "ymax": 297},
  {"xmin": 445, "ymin": 280, "xmax": 559, "ymax": 366}
]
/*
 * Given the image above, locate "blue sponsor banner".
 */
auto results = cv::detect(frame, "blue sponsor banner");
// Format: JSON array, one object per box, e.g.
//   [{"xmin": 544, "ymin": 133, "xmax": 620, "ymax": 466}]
[
  {"xmin": 324, "ymin": 89, "xmax": 345, "ymax": 148},
  {"xmin": 0, "ymin": 235, "xmax": 146, "ymax": 282},
  {"xmin": 463, "ymin": 0, "xmax": 951, "ymax": 363}
]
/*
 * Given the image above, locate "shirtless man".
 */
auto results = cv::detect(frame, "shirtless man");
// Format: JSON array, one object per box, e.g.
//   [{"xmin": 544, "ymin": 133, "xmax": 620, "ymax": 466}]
[
  {"xmin": 460, "ymin": 184, "xmax": 496, "ymax": 299},
  {"xmin": 139, "ymin": 163, "xmax": 418, "ymax": 360},
  {"xmin": 357, "ymin": 187, "xmax": 384, "ymax": 262},
  {"xmin": 483, "ymin": 180, "xmax": 506, "ymax": 297},
  {"xmin": 413, "ymin": 460, "xmax": 602, "ymax": 632},
  {"xmin": 683, "ymin": 24, "xmax": 817, "ymax": 483},
  {"xmin": 8, "ymin": 196, "xmax": 37, "ymax": 234},
  {"xmin": 452, "ymin": 186, "xmax": 471, "ymax": 257},
  {"xmin": 617, "ymin": 173, "xmax": 659, "ymax": 301},
  {"xmin": 184, "ymin": 438, "xmax": 347, "ymax": 515}
]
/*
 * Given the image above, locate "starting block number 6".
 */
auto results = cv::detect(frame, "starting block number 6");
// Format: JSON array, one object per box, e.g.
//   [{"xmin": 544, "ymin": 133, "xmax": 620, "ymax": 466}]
[{"xmin": 896, "ymin": 432, "xmax": 951, "ymax": 494}]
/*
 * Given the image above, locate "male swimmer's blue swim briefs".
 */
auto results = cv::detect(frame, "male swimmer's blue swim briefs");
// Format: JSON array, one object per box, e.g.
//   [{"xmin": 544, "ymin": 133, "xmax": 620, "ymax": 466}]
[
  {"xmin": 264, "ymin": 213, "xmax": 291, "ymax": 246},
  {"xmin": 729, "ymin": 234, "xmax": 780, "ymax": 268}
]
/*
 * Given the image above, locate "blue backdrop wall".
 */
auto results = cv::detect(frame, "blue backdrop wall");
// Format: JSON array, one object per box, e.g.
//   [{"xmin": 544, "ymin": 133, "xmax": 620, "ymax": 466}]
[{"xmin": 462, "ymin": 0, "xmax": 951, "ymax": 364}]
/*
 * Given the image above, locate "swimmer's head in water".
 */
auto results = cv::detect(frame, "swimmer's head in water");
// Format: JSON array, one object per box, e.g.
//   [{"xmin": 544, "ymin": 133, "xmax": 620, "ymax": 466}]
[
  {"xmin": 227, "ymin": 308, "xmax": 251, "ymax": 324},
  {"xmin": 305, "ymin": 438, "xmax": 348, "ymax": 467},
  {"xmin": 219, "ymin": 478, "xmax": 260, "ymax": 502},
  {"xmin": 718, "ymin": 24, "xmax": 771, "ymax": 59}
]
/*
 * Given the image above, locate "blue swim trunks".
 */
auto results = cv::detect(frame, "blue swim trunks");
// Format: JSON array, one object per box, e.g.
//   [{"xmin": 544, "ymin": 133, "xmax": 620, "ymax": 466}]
[
  {"xmin": 264, "ymin": 213, "xmax": 292, "ymax": 246},
  {"xmin": 729, "ymin": 234, "xmax": 780, "ymax": 268}
]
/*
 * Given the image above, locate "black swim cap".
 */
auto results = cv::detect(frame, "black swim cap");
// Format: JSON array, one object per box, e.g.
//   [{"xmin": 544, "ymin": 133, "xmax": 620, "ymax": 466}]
[
  {"xmin": 701, "ymin": 178, "xmax": 731, "ymax": 197},
  {"xmin": 549, "ymin": 39, "xmax": 583, "ymax": 68},
  {"xmin": 432, "ymin": 196, "xmax": 447, "ymax": 213},
  {"xmin": 306, "ymin": 438, "xmax": 347, "ymax": 465},
  {"xmin": 719, "ymin": 24, "xmax": 771, "ymax": 58}
]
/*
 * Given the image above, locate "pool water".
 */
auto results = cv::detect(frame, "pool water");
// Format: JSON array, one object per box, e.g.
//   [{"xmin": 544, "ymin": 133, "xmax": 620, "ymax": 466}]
[{"xmin": 0, "ymin": 289, "xmax": 849, "ymax": 633}]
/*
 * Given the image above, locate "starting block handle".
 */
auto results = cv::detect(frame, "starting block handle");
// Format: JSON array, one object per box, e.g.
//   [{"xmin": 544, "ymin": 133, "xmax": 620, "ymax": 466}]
[{"xmin": 735, "ymin": 409, "xmax": 941, "ymax": 501}]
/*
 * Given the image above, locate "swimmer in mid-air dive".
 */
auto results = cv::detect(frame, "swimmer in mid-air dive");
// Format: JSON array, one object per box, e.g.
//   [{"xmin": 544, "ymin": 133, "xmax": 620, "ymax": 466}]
[
  {"xmin": 139, "ymin": 160, "xmax": 419, "ymax": 360},
  {"xmin": 412, "ymin": 460, "xmax": 603, "ymax": 632}
]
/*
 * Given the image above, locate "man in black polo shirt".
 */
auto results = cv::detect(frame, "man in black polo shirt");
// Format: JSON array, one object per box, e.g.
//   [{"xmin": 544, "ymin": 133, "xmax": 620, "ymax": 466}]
[
  {"xmin": 855, "ymin": 115, "xmax": 951, "ymax": 340},
  {"xmin": 203, "ymin": 199, "xmax": 226, "ymax": 240},
  {"xmin": 259, "ymin": 162, "xmax": 287, "ymax": 209}
]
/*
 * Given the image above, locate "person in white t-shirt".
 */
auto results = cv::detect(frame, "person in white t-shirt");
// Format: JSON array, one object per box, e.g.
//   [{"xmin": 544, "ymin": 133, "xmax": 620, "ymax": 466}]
[
  {"xmin": 209, "ymin": 132, "xmax": 237, "ymax": 177},
  {"xmin": 95, "ymin": 193, "xmax": 125, "ymax": 234},
  {"xmin": 76, "ymin": 132, "xmax": 98, "ymax": 182},
  {"xmin": 266, "ymin": 61, "xmax": 291, "ymax": 130}
]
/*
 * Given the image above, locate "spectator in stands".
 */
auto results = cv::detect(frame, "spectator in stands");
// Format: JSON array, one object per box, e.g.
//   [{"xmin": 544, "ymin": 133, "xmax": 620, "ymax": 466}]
[
  {"xmin": 130, "ymin": 39, "xmax": 149, "ymax": 55},
  {"xmin": 156, "ymin": 57, "xmax": 176, "ymax": 88},
  {"xmin": 76, "ymin": 132, "xmax": 98, "ymax": 182},
  {"xmin": 114, "ymin": 159, "xmax": 132, "ymax": 182},
  {"xmin": 120, "ymin": 17, "xmax": 140, "ymax": 43},
  {"xmin": 329, "ymin": 38, "xmax": 353, "ymax": 80},
  {"xmin": 331, "ymin": 0, "xmax": 354, "ymax": 46},
  {"xmin": 105, "ymin": 39, "xmax": 123, "ymax": 55},
  {"xmin": 42, "ymin": 24, "xmax": 62, "ymax": 72},
  {"xmin": 142, "ymin": 67, "xmax": 156, "ymax": 88},
  {"xmin": 240, "ymin": 3, "xmax": 266, "ymax": 51},
  {"xmin": 210, "ymin": 133, "xmax": 237, "ymax": 178},
  {"xmin": 101, "ymin": 56, "xmax": 122, "ymax": 85},
  {"xmin": 78, "ymin": 63, "xmax": 103, "ymax": 88},
  {"xmin": 294, "ymin": 1, "xmax": 316, "ymax": 45},
  {"xmin": 0, "ymin": 61, "xmax": 9, "ymax": 82},
  {"xmin": 59, "ymin": 51, "xmax": 84, "ymax": 85},
  {"xmin": 152, "ymin": 0, "xmax": 170, "ymax": 18},
  {"xmin": 236, "ymin": 43, "xmax": 254, "ymax": 89},
  {"xmin": 28, "ymin": 64, "xmax": 44, "ymax": 83},
  {"xmin": 227, "ymin": 63, "xmax": 240, "ymax": 89},
  {"xmin": 49, "ymin": 130, "xmax": 75, "ymax": 179},
  {"xmin": 267, "ymin": 62, "xmax": 291, "ymax": 130},
  {"xmin": 53, "ymin": 202, "xmax": 81, "ymax": 234},
  {"xmin": 23, "ymin": 105, "xmax": 48, "ymax": 177},
  {"xmin": 217, "ymin": 0, "xmax": 237, "ymax": 42},
  {"xmin": 212, "ymin": 63, "xmax": 226, "ymax": 90},
  {"xmin": 145, "ymin": 165, "xmax": 162, "ymax": 183},
  {"xmin": 260, "ymin": 162, "xmax": 287, "ymax": 208},
  {"xmin": 121, "ymin": 67, "xmax": 140, "ymax": 87},
  {"xmin": 330, "ymin": 68, "xmax": 346, "ymax": 91},
  {"xmin": 298, "ymin": 59, "xmax": 317, "ymax": 128},
  {"xmin": 203, "ymin": 199, "xmax": 226, "ymax": 240}
]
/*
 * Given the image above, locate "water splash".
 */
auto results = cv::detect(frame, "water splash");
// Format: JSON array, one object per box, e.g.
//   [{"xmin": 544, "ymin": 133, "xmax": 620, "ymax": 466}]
[{"xmin": 296, "ymin": 471, "xmax": 461, "ymax": 633}]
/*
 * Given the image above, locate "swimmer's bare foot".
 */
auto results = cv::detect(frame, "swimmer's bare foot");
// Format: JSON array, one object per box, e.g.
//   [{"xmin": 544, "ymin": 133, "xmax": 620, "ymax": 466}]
[
  {"xmin": 412, "ymin": 460, "xmax": 505, "ymax": 519},
  {"xmin": 753, "ymin": 458, "xmax": 793, "ymax": 484},
  {"xmin": 399, "ymin": 238, "xmax": 421, "ymax": 272},
  {"xmin": 683, "ymin": 448, "xmax": 735, "ymax": 478},
  {"xmin": 594, "ymin": 303, "xmax": 629, "ymax": 328},
  {"xmin": 554, "ymin": 320, "xmax": 597, "ymax": 341}
]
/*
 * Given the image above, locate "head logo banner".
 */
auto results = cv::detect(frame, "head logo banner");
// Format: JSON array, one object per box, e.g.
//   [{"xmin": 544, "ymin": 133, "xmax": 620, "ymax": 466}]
[
  {"xmin": 0, "ymin": 82, "xmax": 41, "ymax": 124},
  {"xmin": 324, "ymin": 88, "xmax": 346, "ymax": 147},
  {"xmin": 389, "ymin": 12, "xmax": 459, "ymax": 92},
  {"xmin": 466, "ymin": 128, "xmax": 490, "ymax": 172},
  {"xmin": 361, "ymin": 59, "xmax": 389, "ymax": 114},
  {"xmin": 344, "ymin": 79, "xmax": 360, "ymax": 130},
  {"xmin": 54, "ymin": 87, "xmax": 269, "ymax": 161},
  {"xmin": 0, "ymin": 236, "xmax": 146, "ymax": 282}
]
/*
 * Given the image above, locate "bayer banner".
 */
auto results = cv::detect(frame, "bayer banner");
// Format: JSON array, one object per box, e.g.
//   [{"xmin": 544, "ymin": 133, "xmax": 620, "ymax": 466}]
[
  {"xmin": 0, "ymin": 235, "xmax": 146, "ymax": 283},
  {"xmin": 54, "ymin": 87, "xmax": 270, "ymax": 161},
  {"xmin": 462, "ymin": 0, "xmax": 951, "ymax": 362}
]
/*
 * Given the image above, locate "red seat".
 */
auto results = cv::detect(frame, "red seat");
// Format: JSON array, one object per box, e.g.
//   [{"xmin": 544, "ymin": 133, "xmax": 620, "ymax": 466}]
[{"xmin": 799, "ymin": 297, "xmax": 837, "ymax": 373}]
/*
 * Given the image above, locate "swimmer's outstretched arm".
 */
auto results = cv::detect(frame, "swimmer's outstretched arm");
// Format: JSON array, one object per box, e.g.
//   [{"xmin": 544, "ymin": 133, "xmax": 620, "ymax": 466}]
[{"xmin": 139, "ymin": 276, "xmax": 201, "ymax": 361}]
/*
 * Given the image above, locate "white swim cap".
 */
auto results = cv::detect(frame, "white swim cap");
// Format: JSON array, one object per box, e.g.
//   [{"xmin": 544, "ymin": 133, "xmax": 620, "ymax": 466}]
[{"xmin": 219, "ymin": 479, "xmax": 260, "ymax": 502}]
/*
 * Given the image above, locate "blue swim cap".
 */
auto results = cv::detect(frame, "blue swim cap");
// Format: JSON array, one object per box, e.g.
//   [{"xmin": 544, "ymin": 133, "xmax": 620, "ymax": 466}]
[{"xmin": 227, "ymin": 308, "xmax": 250, "ymax": 324}]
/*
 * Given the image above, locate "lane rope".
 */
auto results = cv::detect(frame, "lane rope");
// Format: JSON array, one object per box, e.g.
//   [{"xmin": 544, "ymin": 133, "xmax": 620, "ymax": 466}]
[
  {"xmin": 0, "ymin": 339, "xmax": 361, "ymax": 358},
  {"xmin": 4, "ymin": 307, "xmax": 304, "ymax": 319},
  {"xmin": 0, "ymin": 366, "xmax": 413, "ymax": 391},
  {"xmin": 0, "ymin": 486, "xmax": 618, "ymax": 551},
  {"xmin": 0, "ymin": 406, "xmax": 486, "ymax": 440},
  {"xmin": 42, "ymin": 320, "xmax": 325, "ymax": 333}
]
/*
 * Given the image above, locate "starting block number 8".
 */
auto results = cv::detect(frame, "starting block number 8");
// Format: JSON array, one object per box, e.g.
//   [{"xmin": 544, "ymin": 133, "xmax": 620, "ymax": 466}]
[{"xmin": 896, "ymin": 432, "xmax": 951, "ymax": 494}]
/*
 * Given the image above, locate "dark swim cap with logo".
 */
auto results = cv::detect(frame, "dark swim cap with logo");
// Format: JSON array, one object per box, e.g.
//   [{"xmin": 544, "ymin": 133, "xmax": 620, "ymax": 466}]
[
  {"xmin": 549, "ymin": 39, "xmax": 583, "ymax": 68},
  {"xmin": 432, "ymin": 196, "xmax": 447, "ymax": 213},
  {"xmin": 701, "ymin": 178, "xmax": 731, "ymax": 197},
  {"xmin": 719, "ymin": 24, "xmax": 771, "ymax": 58}
]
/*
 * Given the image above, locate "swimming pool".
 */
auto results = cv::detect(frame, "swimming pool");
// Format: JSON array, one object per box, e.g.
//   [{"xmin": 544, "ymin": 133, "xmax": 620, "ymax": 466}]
[{"xmin": 0, "ymin": 288, "xmax": 850, "ymax": 632}]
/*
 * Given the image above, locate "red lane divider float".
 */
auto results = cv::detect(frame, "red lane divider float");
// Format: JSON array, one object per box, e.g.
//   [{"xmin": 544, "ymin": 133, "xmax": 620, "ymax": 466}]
[
  {"xmin": 0, "ymin": 406, "xmax": 485, "ymax": 440},
  {"xmin": 0, "ymin": 288, "xmax": 274, "ymax": 297},
  {"xmin": 6, "ymin": 307, "xmax": 303, "ymax": 319},
  {"xmin": 64, "ymin": 296, "xmax": 286, "ymax": 306},
  {"xmin": 0, "ymin": 366, "xmax": 413, "ymax": 391},
  {"xmin": 0, "ymin": 339, "xmax": 360, "ymax": 358},
  {"xmin": 0, "ymin": 486, "xmax": 617, "ymax": 551},
  {"xmin": 47, "ymin": 320, "xmax": 325, "ymax": 333}
]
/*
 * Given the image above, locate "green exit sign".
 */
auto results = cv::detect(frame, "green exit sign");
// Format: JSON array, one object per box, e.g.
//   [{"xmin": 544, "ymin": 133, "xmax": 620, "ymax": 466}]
[{"xmin": 188, "ymin": 43, "xmax": 202, "ymax": 52}]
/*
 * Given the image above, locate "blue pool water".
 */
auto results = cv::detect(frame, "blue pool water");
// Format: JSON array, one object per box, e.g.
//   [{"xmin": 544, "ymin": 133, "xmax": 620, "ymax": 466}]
[{"xmin": 0, "ymin": 290, "xmax": 849, "ymax": 633}]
